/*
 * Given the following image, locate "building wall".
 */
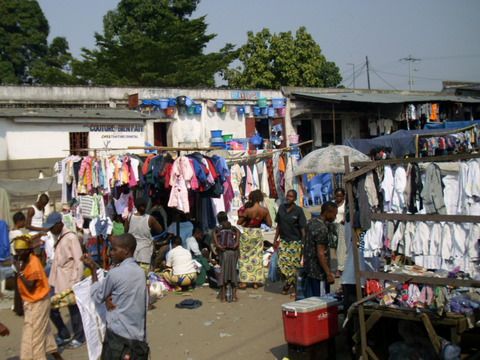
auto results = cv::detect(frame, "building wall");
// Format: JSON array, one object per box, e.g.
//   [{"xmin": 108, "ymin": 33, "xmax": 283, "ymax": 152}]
[{"xmin": 0, "ymin": 118, "xmax": 146, "ymax": 162}]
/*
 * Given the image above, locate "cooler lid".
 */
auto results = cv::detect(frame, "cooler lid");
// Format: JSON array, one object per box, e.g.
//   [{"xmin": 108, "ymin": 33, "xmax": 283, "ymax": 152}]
[{"xmin": 282, "ymin": 296, "xmax": 339, "ymax": 313}]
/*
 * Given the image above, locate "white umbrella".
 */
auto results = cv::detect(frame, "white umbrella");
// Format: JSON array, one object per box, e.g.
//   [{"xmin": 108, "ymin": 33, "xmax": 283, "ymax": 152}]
[{"xmin": 294, "ymin": 145, "xmax": 370, "ymax": 175}]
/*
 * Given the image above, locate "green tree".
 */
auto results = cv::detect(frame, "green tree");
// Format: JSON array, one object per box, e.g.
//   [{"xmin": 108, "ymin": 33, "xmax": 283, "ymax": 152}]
[
  {"xmin": 30, "ymin": 37, "xmax": 79, "ymax": 85},
  {"xmin": 0, "ymin": 0, "xmax": 49, "ymax": 84},
  {"xmin": 75, "ymin": 0, "xmax": 237, "ymax": 87},
  {"xmin": 224, "ymin": 27, "xmax": 342, "ymax": 89}
]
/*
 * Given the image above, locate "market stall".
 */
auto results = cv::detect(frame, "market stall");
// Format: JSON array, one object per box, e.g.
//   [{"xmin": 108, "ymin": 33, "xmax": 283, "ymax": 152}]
[{"xmin": 343, "ymin": 152, "xmax": 480, "ymax": 359}]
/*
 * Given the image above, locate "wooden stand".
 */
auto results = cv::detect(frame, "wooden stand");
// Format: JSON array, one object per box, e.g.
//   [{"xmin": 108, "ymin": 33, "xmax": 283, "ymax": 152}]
[{"xmin": 343, "ymin": 152, "xmax": 480, "ymax": 359}]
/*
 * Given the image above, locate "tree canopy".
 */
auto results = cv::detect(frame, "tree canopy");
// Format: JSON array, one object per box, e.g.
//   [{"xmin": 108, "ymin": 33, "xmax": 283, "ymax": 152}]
[
  {"xmin": 224, "ymin": 27, "xmax": 342, "ymax": 89},
  {"xmin": 0, "ymin": 0, "xmax": 77, "ymax": 85},
  {"xmin": 75, "ymin": 0, "xmax": 237, "ymax": 87}
]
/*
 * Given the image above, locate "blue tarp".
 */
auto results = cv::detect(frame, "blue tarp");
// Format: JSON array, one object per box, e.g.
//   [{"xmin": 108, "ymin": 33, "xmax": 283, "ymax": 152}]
[
  {"xmin": 423, "ymin": 120, "xmax": 480, "ymax": 129},
  {"xmin": 345, "ymin": 123, "xmax": 478, "ymax": 157}
]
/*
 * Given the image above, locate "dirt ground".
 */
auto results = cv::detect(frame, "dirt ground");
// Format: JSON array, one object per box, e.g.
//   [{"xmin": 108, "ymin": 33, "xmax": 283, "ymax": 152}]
[{"xmin": 0, "ymin": 281, "xmax": 349, "ymax": 360}]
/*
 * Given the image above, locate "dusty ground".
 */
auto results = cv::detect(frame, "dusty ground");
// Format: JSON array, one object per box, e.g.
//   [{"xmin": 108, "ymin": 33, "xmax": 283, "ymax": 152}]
[{"xmin": 0, "ymin": 281, "xmax": 349, "ymax": 360}]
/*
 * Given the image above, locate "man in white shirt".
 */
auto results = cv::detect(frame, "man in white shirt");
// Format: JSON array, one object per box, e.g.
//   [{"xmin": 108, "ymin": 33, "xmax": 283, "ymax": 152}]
[
  {"xmin": 185, "ymin": 228, "xmax": 202, "ymax": 256},
  {"xmin": 162, "ymin": 237, "xmax": 197, "ymax": 291}
]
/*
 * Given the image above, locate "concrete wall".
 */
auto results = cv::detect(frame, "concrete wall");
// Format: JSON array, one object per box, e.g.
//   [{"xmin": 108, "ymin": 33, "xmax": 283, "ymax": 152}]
[{"xmin": 0, "ymin": 118, "xmax": 146, "ymax": 162}]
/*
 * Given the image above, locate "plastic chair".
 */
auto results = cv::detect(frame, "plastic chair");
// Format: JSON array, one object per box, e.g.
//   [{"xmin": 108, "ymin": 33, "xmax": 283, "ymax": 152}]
[{"xmin": 308, "ymin": 174, "xmax": 333, "ymax": 204}]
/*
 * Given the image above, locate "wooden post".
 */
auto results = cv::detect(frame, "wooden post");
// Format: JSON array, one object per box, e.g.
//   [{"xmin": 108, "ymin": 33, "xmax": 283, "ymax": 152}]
[
  {"xmin": 344, "ymin": 155, "xmax": 369, "ymax": 360},
  {"xmin": 332, "ymin": 103, "xmax": 336, "ymax": 145}
]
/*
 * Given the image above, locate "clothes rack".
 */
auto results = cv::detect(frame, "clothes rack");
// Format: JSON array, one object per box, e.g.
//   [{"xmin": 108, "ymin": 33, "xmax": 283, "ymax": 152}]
[{"xmin": 344, "ymin": 153, "xmax": 480, "ymax": 359}]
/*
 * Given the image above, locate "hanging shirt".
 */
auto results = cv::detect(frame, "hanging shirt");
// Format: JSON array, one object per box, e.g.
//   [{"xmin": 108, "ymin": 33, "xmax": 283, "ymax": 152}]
[{"xmin": 368, "ymin": 119, "xmax": 378, "ymax": 136}]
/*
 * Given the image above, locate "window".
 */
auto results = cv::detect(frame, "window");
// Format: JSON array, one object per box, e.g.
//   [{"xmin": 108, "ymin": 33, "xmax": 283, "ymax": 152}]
[{"xmin": 69, "ymin": 132, "xmax": 89, "ymax": 156}]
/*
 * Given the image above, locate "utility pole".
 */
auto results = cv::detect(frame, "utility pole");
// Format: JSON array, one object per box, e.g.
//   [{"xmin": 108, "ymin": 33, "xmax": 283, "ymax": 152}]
[
  {"xmin": 347, "ymin": 63, "xmax": 356, "ymax": 89},
  {"xmin": 365, "ymin": 56, "xmax": 371, "ymax": 90},
  {"xmin": 400, "ymin": 55, "xmax": 421, "ymax": 91}
]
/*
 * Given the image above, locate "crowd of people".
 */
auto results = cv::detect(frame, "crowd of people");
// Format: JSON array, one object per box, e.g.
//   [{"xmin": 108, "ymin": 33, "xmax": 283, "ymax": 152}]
[{"xmin": 0, "ymin": 187, "xmax": 348, "ymax": 358}]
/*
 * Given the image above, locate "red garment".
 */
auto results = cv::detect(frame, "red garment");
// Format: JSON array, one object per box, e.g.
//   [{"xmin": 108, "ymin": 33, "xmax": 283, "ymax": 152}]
[
  {"xmin": 205, "ymin": 158, "xmax": 218, "ymax": 180},
  {"xmin": 142, "ymin": 154, "xmax": 155, "ymax": 175},
  {"xmin": 223, "ymin": 176, "xmax": 234, "ymax": 212},
  {"xmin": 161, "ymin": 163, "xmax": 173, "ymax": 189},
  {"xmin": 238, "ymin": 206, "xmax": 263, "ymax": 228}
]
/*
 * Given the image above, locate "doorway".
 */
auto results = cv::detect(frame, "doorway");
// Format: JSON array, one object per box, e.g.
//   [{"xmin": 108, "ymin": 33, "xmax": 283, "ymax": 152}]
[{"xmin": 153, "ymin": 122, "xmax": 169, "ymax": 147}]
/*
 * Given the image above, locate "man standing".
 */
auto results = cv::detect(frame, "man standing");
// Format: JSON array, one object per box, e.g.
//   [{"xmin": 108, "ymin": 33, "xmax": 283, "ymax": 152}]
[
  {"xmin": 25, "ymin": 194, "xmax": 50, "ymax": 233},
  {"xmin": 45, "ymin": 212, "xmax": 85, "ymax": 348},
  {"xmin": 82, "ymin": 233, "xmax": 148, "ymax": 360},
  {"xmin": 273, "ymin": 189, "xmax": 307, "ymax": 295},
  {"xmin": 303, "ymin": 202, "xmax": 338, "ymax": 297}
]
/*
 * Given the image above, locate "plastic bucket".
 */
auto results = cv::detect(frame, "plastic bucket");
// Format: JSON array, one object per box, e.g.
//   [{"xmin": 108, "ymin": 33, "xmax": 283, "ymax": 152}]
[
  {"xmin": 250, "ymin": 134, "xmax": 263, "ymax": 146},
  {"xmin": 176, "ymin": 96, "xmax": 186, "ymax": 106},
  {"xmin": 210, "ymin": 130, "xmax": 222, "ymax": 138},
  {"xmin": 277, "ymin": 107, "xmax": 286, "ymax": 117},
  {"xmin": 222, "ymin": 134, "xmax": 233, "ymax": 142},
  {"xmin": 268, "ymin": 107, "xmax": 275, "ymax": 117},
  {"xmin": 159, "ymin": 99, "xmax": 169, "ymax": 109},
  {"xmin": 220, "ymin": 105, "xmax": 227, "ymax": 113},
  {"xmin": 194, "ymin": 104, "xmax": 202, "ymax": 114},
  {"xmin": 164, "ymin": 107, "xmax": 176, "ymax": 117},
  {"xmin": 261, "ymin": 107, "xmax": 269, "ymax": 116},
  {"xmin": 185, "ymin": 97, "xmax": 193, "ymax": 107},
  {"xmin": 168, "ymin": 98, "xmax": 177, "ymax": 107},
  {"xmin": 237, "ymin": 106, "xmax": 245, "ymax": 115},
  {"xmin": 216, "ymin": 99, "xmax": 224, "ymax": 109},
  {"xmin": 272, "ymin": 98, "xmax": 285, "ymax": 109},
  {"xmin": 187, "ymin": 106, "xmax": 195, "ymax": 115},
  {"xmin": 257, "ymin": 97, "xmax": 268, "ymax": 108},
  {"xmin": 288, "ymin": 134, "xmax": 300, "ymax": 144},
  {"xmin": 253, "ymin": 106, "xmax": 261, "ymax": 116}
]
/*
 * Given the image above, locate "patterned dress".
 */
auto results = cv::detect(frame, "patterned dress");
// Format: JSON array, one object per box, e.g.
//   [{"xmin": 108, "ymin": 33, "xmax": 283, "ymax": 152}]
[{"xmin": 238, "ymin": 228, "xmax": 264, "ymax": 284}]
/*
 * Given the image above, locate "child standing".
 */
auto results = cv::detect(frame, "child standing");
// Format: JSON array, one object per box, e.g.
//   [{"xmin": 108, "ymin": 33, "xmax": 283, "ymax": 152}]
[
  {"xmin": 13, "ymin": 235, "xmax": 63, "ymax": 360},
  {"xmin": 213, "ymin": 212, "xmax": 240, "ymax": 302}
]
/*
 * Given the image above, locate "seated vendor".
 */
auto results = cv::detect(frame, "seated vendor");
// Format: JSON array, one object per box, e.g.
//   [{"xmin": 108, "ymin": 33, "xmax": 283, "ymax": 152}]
[
  {"xmin": 161, "ymin": 236, "xmax": 197, "ymax": 291},
  {"xmin": 185, "ymin": 228, "xmax": 210, "ymax": 286}
]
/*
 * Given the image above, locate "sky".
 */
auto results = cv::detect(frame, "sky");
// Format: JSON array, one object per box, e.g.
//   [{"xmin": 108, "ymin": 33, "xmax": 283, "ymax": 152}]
[{"xmin": 37, "ymin": 0, "xmax": 480, "ymax": 91}]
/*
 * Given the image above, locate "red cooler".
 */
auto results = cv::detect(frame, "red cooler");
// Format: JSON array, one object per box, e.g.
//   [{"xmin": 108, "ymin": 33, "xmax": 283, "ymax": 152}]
[{"xmin": 282, "ymin": 296, "xmax": 339, "ymax": 346}]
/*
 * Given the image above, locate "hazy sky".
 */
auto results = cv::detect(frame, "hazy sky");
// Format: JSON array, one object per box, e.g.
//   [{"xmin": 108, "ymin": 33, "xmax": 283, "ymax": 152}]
[{"xmin": 37, "ymin": 0, "xmax": 480, "ymax": 91}]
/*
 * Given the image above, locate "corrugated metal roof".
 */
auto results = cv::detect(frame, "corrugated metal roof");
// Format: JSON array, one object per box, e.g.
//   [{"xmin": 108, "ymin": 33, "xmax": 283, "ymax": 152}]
[
  {"xmin": 293, "ymin": 91, "xmax": 480, "ymax": 104},
  {"xmin": 0, "ymin": 108, "xmax": 162, "ymax": 119}
]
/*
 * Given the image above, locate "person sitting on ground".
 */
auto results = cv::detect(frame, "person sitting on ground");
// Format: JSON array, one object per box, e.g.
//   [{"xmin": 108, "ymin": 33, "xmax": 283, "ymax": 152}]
[
  {"xmin": 82, "ymin": 234, "xmax": 149, "ymax": 360},
  {"xmin": 213, "ymin": 212, "xmax": 240, "ymax": 302},
  {"xmin": 162, "ymin": 236, "xmax": 197, "ymax": 291},
  {"xmin": 167, "ymin": 212, "xmax": 194, "ymax": 248},
  {"xmin": 13, "ymin": 235, "xmax": 63, "ymax": 360},
  {"xmin": 185, "ymin": 228, "xmax": 210, "ymax": 286},
  {"xmin": 125, "ymin": 198, "xmax": 163, "ymax": 273}
]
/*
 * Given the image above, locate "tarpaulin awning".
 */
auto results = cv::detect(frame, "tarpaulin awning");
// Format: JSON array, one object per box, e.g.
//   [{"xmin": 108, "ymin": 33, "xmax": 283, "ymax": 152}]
[
  {"xmin": 344, "ymin": 125, "xmax": 476, "ymax": 158},
  {"xmin": 423, "ymin": 120, "xmax": 480, "ymax": 130}
]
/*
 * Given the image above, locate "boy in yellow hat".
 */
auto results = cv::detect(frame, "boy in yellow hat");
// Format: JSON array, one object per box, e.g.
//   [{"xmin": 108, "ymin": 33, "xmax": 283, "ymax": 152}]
[{"xmin": 13, "ymin": 235, "xmax": 63, "ymax": 360}]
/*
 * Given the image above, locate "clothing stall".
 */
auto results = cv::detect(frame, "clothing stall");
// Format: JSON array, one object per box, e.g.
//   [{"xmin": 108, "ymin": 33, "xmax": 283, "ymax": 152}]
[{"xmin": 343, "ymin": 152, "xmax": 480, "ymax": 359}]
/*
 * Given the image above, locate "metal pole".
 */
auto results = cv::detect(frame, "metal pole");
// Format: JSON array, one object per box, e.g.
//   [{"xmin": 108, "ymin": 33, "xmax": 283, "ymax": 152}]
[
  {"xmin": 366, "ymin": 56, "xmax": 371, "ymax": 90},
  {"xmin": 344, "ymin": 156, "xmax": 369, "ymax": 359}
]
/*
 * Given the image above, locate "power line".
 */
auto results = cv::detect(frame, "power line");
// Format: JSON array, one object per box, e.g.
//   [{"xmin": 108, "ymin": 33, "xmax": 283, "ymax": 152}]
[
  {"xmin": 421, "ymin": 54, "xmax": 480, "ymax": 61},
  {"xmin": 370, "ymin": 68, "xmax": 398, "ymax": 90},
  {"xmin": 374, "ymin": 70, "xmax": 447, "ymax": 82}
]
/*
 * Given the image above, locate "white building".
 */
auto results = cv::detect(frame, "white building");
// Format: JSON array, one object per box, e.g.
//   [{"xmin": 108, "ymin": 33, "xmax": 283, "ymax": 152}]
[{"xmin": 0, "ymin": 86, "xmax": 288, "ymax": 179}]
